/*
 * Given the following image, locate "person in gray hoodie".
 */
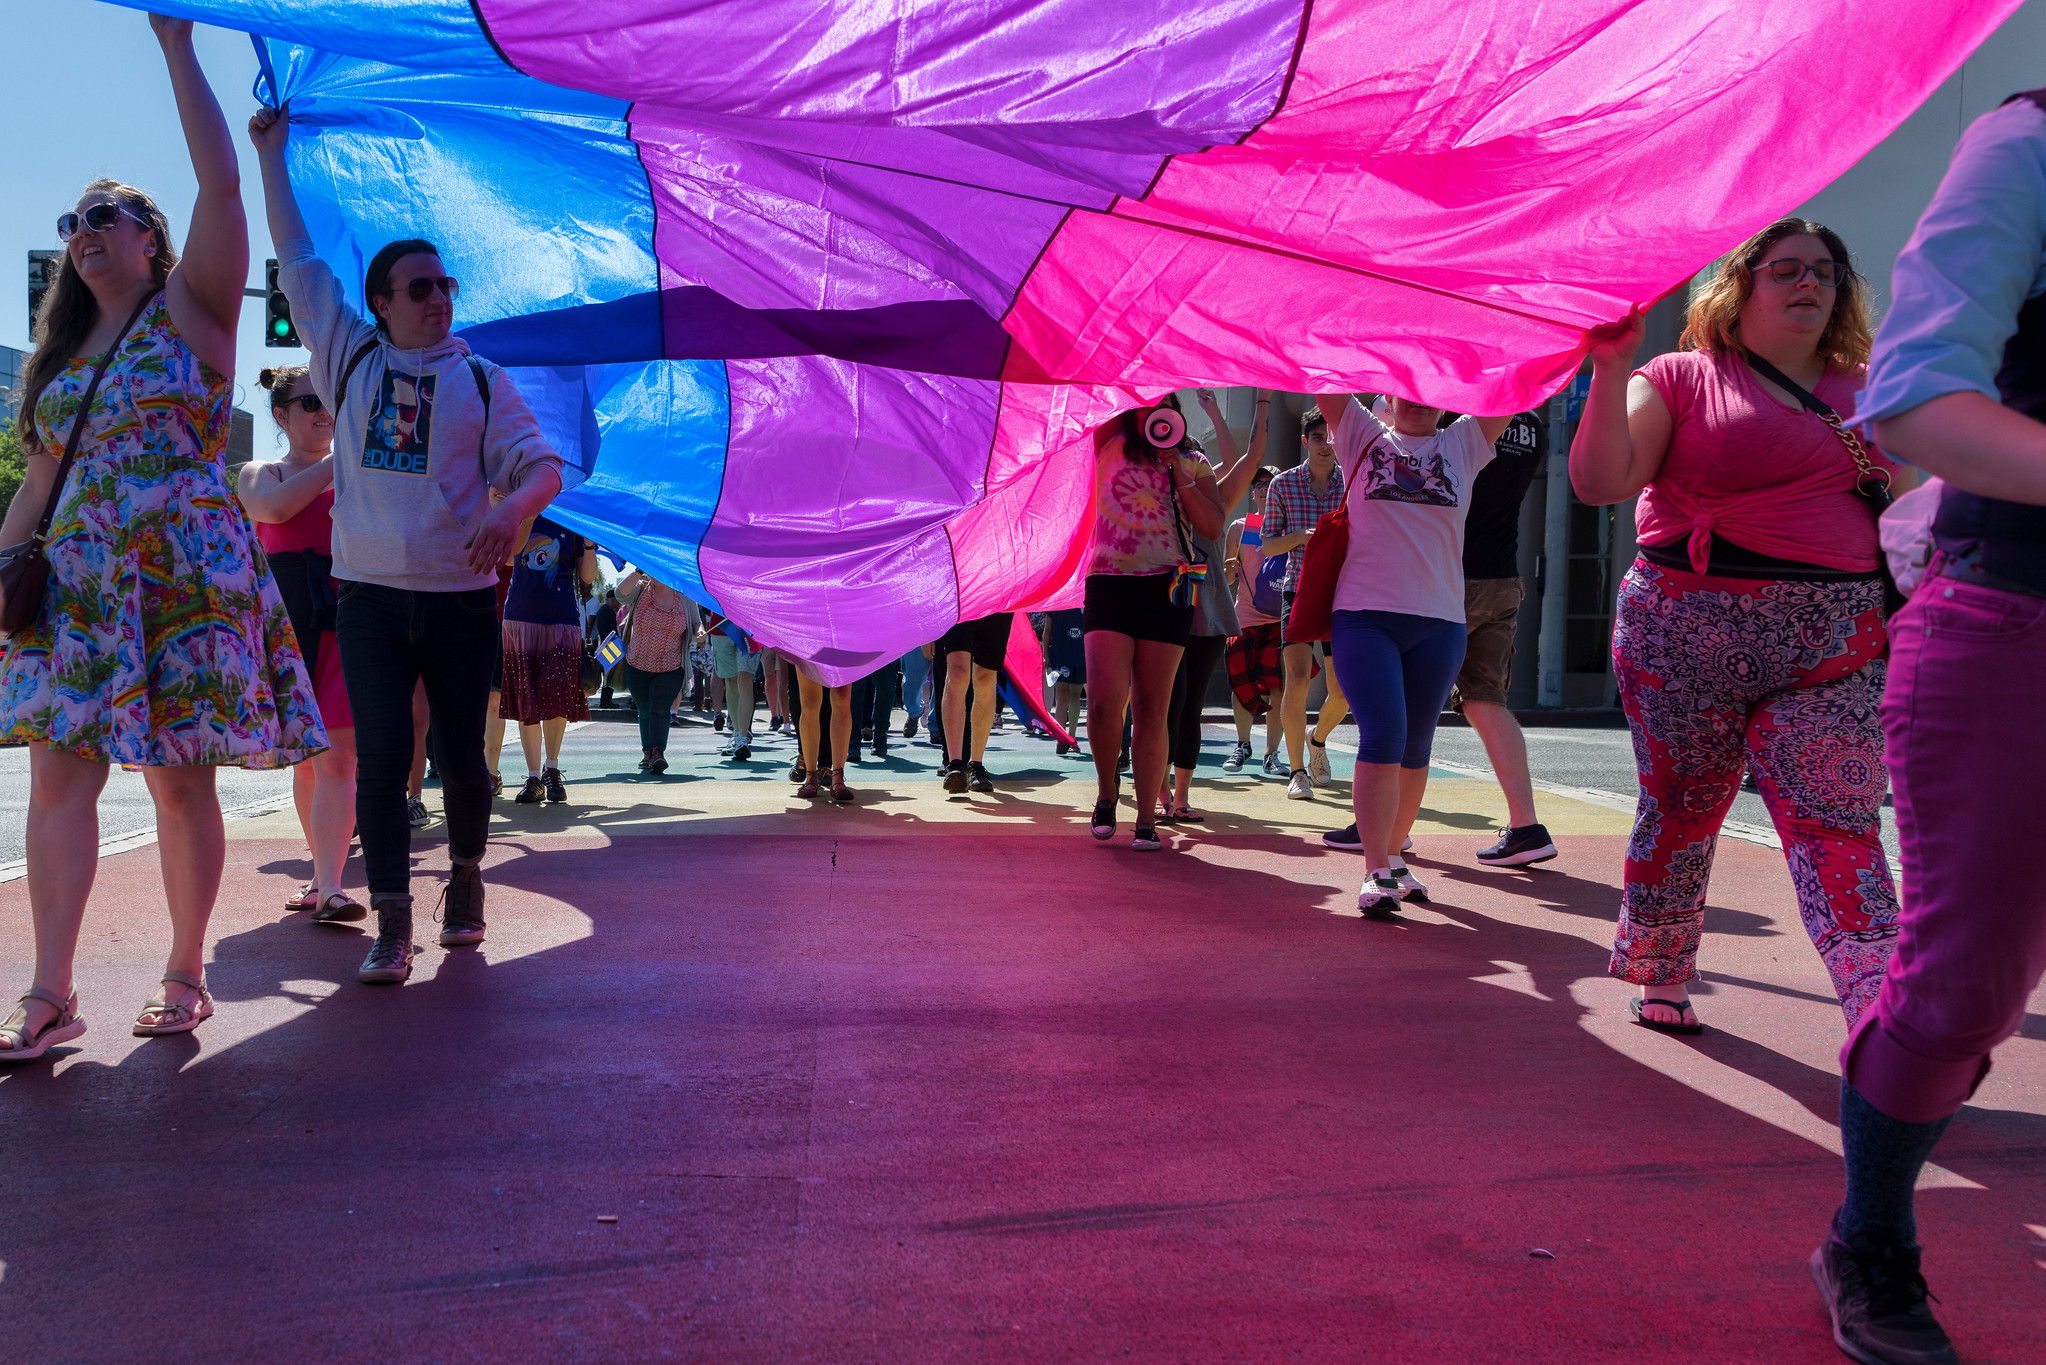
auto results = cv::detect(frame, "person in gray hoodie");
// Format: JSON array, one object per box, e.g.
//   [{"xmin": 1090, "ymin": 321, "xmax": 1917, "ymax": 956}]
[{"xmin": 251, "ymin": 104, "xmax": 565, "ymax": 986}]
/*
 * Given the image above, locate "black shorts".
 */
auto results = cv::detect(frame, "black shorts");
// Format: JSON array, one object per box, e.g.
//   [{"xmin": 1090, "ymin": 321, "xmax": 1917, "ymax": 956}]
[
  {"xmin": 1082, "ymin": 572, "xmax": 1194, "ymax": 647},
  {"xmin": 937, "ymin": 612, "xmax": 1012, "ymax": 672}
]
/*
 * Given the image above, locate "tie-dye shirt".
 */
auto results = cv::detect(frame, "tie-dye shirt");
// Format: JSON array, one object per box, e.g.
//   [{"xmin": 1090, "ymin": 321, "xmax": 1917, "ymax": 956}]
[{"xmin": 1088, "ymin": 433, "xmax": 1204, "ymax": 577}]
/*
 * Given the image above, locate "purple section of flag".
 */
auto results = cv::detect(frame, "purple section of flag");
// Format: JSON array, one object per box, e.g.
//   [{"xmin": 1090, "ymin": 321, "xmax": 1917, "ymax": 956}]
[
  {"xmin": 474, "ymin": 0, "xmax": 1302, "ymax": 204},
  {"xmin": 697, "ymin": 356, "xmax": 1002, "ymax": 679}
]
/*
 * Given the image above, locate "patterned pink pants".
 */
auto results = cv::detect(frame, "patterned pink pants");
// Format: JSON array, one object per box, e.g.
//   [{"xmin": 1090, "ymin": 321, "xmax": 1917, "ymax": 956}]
[{"xmin": 1610, "ymin": 560, "xmax": 1899, "ymax": 1024}]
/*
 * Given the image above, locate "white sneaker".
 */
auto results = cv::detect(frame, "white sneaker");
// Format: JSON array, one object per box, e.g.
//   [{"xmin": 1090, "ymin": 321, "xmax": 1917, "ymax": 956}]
[
  {"xmin": 1222, "ymin": 742, "xmax": 1252, "ymax": 773},
  {"xmin": 1356, "ymin": 875, "xmax": 1402, "ymax": 919},
  {"xmin": 1285, "ymin": 769, "xmax": 1313, "ymax": 800},
  {"xmin": 1387, "ymin": 859, "xmax": 1429, "ymax": 903},
  {"xmin": 1307, "ymin": 741, "xmax": 1332, "ymax": 785},
  {"xmin": 1262, "ymin": 751, "xmax": 1285, "ymax": 777}
]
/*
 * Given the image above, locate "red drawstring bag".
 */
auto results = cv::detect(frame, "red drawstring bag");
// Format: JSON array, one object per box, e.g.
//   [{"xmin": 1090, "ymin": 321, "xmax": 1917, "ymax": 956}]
[{"xmin": 1284, "ymin": 463, "xmax": 1356, "ymax": 644}]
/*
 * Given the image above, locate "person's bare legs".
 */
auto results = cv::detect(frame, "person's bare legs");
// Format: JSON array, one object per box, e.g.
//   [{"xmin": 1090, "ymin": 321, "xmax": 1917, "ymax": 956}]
[
  {"xmin": 1129, "ymin": 640, "xmax": 1184, "ymax": 829},
  {"xmin": 1312, "ymin": 662, "xmax": 1350, "ymax": 746},
  {"xmin": 797, "ymin": 672, "xmax": 824, "ymax": 770},
  {"xmin": 1232, "ymin": 697, "xmax": 1255, "ymax": 747},
  {"xmin": 518, "ymin": 721, "xmax": 544, "ymax": 775},
  {"xmin": 1386, "ymin": 766, "xmax": 1431, "ymax": 859},
  {"xmin": 1, "ymin": 745, "xmax": 107, "ymax": 1047},
  {"xmin": 542, "ymin": 715, "xmax": 568, "ymax": 769},
  {"xmin": 968, "ymin": 664, "xmax": 999, "ymax": 762},
  {"xmin": 1351, "ymin": 762, "xmax": 1432, "ymax": 872},
  {"xmin": 1280, "ymin": 641, "xmax": 1316, "ymax": 772},
  {"xmin": 141, "ymin": 764, "xmax": 224, "ymax": 1016},
  {"xmin": 1463, "ymin": 700, "xmax": 1540, "ymax": 828},
  {"xmin": 1084, "ymin": 631, "xmax": 1135, "ymax": 803},
  {"xmin": 941, "ymin": 651, "xmax": 973, "ymax": 762},
  {"xmin": 1350, "ymin": 761, "xmax": 1402, "ymax": 871},
  {"xmin": 306, "ymin": 727, "xmax": 357, "ymax": 902},
  {"xmin": 762, "ymin": 652, "xmax": 786, "ymax": 724},
  {"xmin": 829, "ymin": 684, "xmax": 854, "ymax": 769}
]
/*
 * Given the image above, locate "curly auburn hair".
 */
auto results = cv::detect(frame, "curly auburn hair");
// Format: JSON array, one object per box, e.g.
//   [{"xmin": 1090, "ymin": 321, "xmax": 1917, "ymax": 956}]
[{"xmin": 1679, "ymin": 217, "xmax": 1873, "ymax": 372}]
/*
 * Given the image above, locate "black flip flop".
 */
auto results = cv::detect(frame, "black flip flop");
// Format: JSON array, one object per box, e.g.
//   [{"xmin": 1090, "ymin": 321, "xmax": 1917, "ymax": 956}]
[{"xmin": 1629, "ymin": 997, "xmax": 1705, "ymax": 1036}]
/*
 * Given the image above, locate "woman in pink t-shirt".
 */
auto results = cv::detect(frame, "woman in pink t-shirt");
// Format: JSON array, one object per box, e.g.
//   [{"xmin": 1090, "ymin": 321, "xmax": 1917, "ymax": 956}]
[{"xmin": 1571, "ymin": 217, "xmax": 1900, "ymax": 1035}]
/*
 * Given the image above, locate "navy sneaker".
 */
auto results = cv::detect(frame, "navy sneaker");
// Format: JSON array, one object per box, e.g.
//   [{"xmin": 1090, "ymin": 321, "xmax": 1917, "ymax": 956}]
[{"xmin": 1475, "ymin": 823, "xmax": 1559, "ymax": 867}]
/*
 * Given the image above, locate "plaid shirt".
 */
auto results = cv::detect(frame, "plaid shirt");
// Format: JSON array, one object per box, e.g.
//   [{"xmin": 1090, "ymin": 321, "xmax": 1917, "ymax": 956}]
[{"xmin": 1261, "ymin": 460, "xmax": 1346, "ymax": 590}]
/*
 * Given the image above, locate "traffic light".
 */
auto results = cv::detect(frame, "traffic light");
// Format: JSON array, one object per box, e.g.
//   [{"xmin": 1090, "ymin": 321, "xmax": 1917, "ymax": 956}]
[
  {"xmin": 264, "ymin": 258, "xmax": 299, "ymax": 347},
  {"xmin": 28, "ymin": 250, "xmax": 60, "ymax": 336}
]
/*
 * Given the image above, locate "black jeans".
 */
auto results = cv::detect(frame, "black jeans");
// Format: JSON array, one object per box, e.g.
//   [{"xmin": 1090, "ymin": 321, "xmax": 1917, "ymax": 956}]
[
  {"xmin": 336, "ymin": 582, "xmax": 498, "ymax": 896},
  {"xmin": 850, "ymin": 663, "xmax": 899, "ymax": 750},
  {"xmin": 623, "ymin": 663, "xmax": 687, "ymax": 755},
  {"xmin": 1166, "ymin": 633, "xmax": 1229, "ymax": 771}
]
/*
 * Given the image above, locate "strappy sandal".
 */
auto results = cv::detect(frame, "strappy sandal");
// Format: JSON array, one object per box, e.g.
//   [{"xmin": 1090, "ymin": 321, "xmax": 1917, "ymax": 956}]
[
  {"xmin": 311, "ymin": 892, "xmax": 368, "ymax": 925},
  {"xmin": 0, "ymin": 987, "xmax": 85, "ymax": 1064},
  {"xmin": 1629, "ymin": 996, "xmax": 1705, "ymax": 1036},
  {"xmin": 132, "ymin": 971, "xmax": 214, "ymax": 1038},
  {"xmin": 284, "ymin": 881, "xmax": 319, "ymax": 912},
  {"xmin": 827, "ymin": 768, "xmax": 854, "ymax": 804},
  {"xmin": 1167, "ymin": 804, "xmax": 1204, "ymax": 823}
]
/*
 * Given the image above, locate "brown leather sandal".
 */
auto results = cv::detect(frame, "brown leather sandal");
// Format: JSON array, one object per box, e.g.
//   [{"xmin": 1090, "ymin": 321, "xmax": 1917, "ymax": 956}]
[{"xmin": 827, "ymin": 768, "xmax": 854, "ymax": 804}]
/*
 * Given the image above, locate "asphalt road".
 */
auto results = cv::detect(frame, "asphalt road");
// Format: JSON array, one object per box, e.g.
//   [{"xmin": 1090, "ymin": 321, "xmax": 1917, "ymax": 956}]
[{"xmin": 0, "ymin": 716, "xmax": 1896, "ymax": 870}]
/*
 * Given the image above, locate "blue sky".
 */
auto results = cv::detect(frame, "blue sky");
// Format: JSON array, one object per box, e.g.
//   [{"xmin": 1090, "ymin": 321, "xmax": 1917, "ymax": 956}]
[{"xmin": 3, "ymin": 4, "xmax": 303, "ymax": 451}]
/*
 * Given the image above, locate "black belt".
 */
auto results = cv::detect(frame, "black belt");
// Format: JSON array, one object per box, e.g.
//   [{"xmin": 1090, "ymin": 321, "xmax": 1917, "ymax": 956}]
[{"xmin": 1934, "ymin": 553, "xmax": 2046, "ymax": 600}]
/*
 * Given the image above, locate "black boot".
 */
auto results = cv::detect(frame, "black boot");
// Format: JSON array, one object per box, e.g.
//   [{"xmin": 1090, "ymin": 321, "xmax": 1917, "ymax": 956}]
[{"xmin": 360, "ymin": 895, "xmax": 417, "ymax": 984}]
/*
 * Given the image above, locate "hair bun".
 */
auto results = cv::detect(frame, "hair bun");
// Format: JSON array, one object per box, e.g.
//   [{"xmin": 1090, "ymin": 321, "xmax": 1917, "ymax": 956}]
[{"xmin": 258, "ymin": 368, "xmax": 278, "ymax": 390}]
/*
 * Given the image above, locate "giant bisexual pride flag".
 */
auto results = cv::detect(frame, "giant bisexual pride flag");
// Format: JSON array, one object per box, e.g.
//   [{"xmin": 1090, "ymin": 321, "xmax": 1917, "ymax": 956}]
[{"xmin": 117, "ymin": 0, "xmax": 2017, "ymax": 678}]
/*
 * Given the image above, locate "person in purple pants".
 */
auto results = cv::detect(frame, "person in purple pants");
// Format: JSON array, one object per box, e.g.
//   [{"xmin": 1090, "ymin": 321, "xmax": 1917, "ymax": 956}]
[{"xmin": 1803, "ymin": 89, "xmax": 2046, "ymax": 1365}]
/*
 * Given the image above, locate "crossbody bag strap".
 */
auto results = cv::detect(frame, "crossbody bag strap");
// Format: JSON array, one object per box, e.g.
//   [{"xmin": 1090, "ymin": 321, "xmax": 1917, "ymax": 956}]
[
  {"xmin": 33, "ymin": 288, "xmax": 161, "ymax": 544},
  {"xmin": 331, "ymin": 337, "xmax": 379, "ymax": 415},
  {"xmin": 1741, "ymin": 349, "xmax": 1893, "ymax": 500},
  {"xmin": 1162, "ymin": 453, "xmax": 1201, "ymax": 565},
  {"xmin": 468, "ymin": 355, "xmax": 492, "ymax": 489}
]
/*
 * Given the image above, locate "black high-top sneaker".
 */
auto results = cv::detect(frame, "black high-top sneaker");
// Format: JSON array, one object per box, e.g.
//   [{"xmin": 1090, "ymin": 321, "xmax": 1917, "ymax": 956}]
[
  {"xmin": 360, "ymin": 896, "xmax": 418, "ymax": 984},
  {"xmin": 437, "ymin": 861, "xmax": 486, "ymax": 946}
]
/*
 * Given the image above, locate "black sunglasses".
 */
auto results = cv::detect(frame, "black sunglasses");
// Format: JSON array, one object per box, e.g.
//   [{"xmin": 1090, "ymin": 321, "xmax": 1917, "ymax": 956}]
[
  {"xmin": 281, "ymin": 394, "xmax": 325, "ymax": 414},
  {"xmin": 391, "ymin": 275, "xmax": 459, "ymax": 303},
  {"xmin": 56, "ymin": 201, "xmax": 151, "ymax": 242}
]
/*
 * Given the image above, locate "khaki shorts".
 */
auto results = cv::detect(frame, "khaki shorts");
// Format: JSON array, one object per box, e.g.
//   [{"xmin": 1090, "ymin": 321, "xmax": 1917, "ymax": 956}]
[{"xmin": 1453, "ymin": 578, "xmax": 1524, "ymax": 707}]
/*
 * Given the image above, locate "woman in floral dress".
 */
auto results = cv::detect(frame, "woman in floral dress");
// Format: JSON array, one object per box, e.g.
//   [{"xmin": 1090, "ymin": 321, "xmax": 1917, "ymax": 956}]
[{"xmin": 0, "ymin": 17, "xmax": 323, "ymax": 1063}]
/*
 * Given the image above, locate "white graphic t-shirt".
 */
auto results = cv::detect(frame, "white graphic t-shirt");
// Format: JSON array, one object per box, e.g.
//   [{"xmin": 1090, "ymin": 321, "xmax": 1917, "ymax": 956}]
[{"xmin": 1332, "ymin": 398, "xmax": 1496, "ymax": 624}]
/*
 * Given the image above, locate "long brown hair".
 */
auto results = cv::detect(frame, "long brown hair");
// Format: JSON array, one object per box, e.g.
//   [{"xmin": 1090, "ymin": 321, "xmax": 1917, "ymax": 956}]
[
  {"xmin": 1679, "ymin": 217, "xmax": 1872, "ymax": 372},
  {"xmin": 17, "ymin": 180, "xmax": 178, "ymax": 450}
]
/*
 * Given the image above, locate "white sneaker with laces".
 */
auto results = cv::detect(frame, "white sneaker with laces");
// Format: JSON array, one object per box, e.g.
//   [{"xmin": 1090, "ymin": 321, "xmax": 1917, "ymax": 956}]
[
  {"xmin": 1262, "ymin": 751, "xmax": 1285, "ymax": 777},
  {"xmin": 1307, "ymin": 741, "xmax": 1332, "ymax": 785},
  {"xmin": 1222, "ymin": 741, "xmax": 1252, "ymax": 773},
  {"xmin": 1387, "ymin": 858, "xmax": 1429, "ymax": 902},
  {"xmin": 1285, "ymin": 769, "xmax": 1313, "ymax": 800},
  {"xmin": 1357, "ymin": 874, "xmax": 1402, "ymax": 918}
]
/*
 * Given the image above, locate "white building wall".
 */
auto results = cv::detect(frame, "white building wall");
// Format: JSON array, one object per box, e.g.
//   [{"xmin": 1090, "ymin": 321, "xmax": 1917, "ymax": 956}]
[{"xmin": 1795, "ymin": 3, "xmax": 2046, "ymax": 317}]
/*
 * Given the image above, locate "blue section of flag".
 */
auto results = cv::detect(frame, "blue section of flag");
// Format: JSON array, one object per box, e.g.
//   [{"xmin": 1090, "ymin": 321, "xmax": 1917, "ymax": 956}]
[
  {"xmin": 249, "ymin": 29, "xmax": 732, "ymax": 613},
  {"xmin": 595, "ymin": 633, "xmax": 626, "ymax": 671}
]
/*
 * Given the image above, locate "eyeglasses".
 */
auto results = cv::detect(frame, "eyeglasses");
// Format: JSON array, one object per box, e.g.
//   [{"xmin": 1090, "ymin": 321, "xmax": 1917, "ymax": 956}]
[
  {"xmin": 393, "ymin": 275, "xmax": 459, "ymax": 303},
  {"xmin": 281, "ymin": 394, "xmax": 325, "ymax": 414},
  {"xmin": 1757, "ymin": 257, "xmax": 1852, "ymax": 288},
  {"xmin": 56, "ymin": 201, "xmax": 151, "ymax": 242}
]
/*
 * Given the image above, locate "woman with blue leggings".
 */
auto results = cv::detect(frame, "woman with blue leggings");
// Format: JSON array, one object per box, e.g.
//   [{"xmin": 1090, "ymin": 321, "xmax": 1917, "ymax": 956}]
[{"xmin": 1317, "ymin": 395, "xmax": 1515, "ymax": 916}]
